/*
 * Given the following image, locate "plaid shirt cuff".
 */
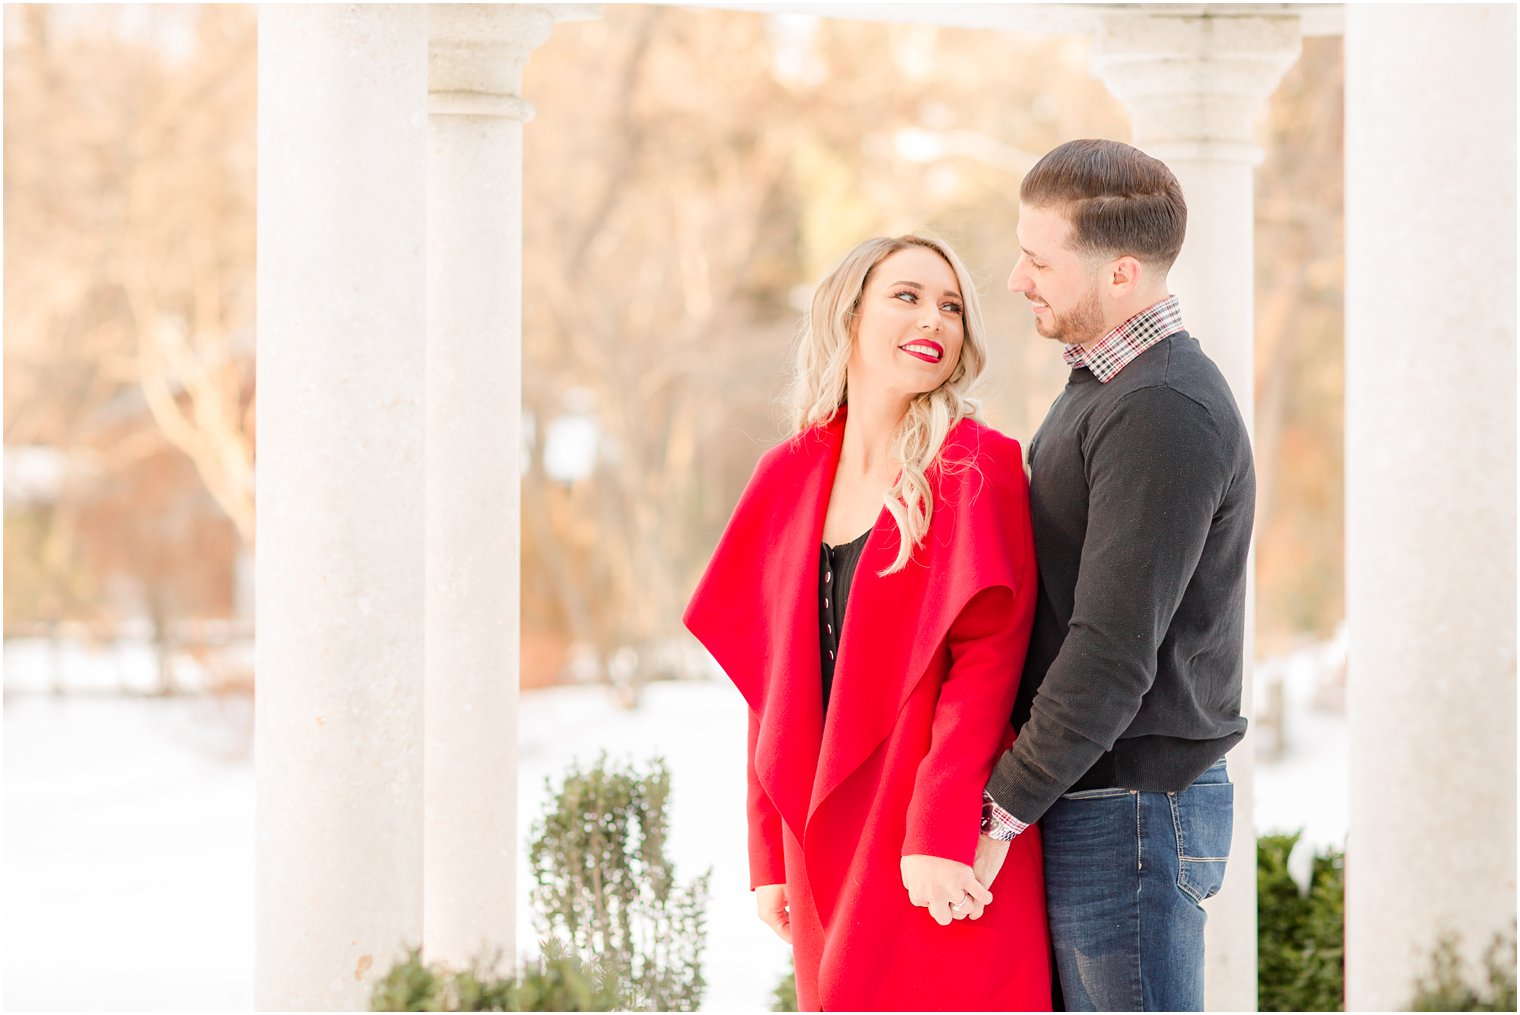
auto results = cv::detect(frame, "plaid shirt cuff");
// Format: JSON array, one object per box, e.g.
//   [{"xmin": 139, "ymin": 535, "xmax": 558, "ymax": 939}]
[{"xmin": 980, "ymin": 791, "xmax": 1029, "ymax": 842}]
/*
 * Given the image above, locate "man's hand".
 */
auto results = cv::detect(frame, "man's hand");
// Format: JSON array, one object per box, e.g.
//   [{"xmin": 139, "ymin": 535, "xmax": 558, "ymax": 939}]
[
  {"xmin": 971, "ymin": 834, "xmax": 1011, "ymax": 900},
  {"xmin": 755, "ymin": 883, "xmax": 791, "ymax": 943},
  {"xmin": 901, "ymin": 854, "xmax": 993, "ymax": 926}
]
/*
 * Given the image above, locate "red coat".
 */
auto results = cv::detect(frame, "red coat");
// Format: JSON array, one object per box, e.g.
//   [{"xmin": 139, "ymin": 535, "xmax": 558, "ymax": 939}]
[{"xmin": 685, "ymin": 412, "xmax": 1052, "ymax": 1012}]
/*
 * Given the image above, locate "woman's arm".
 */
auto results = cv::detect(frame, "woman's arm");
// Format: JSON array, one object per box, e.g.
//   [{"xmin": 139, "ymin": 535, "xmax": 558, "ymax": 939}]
[
  {"xmin": 747, "ymin": 711, "xmax": 792, "ymax": 941},
  {"xmin": 899, "ymin": 437, "xmax": 1037, "ymax": 923},
  {"xmin": 899, "ymin": 583, "xmax": 1029, "ymax": 924},
  {"xmin": 902, "ymin": 583, "xmax": 1028, "ymax": 866},
  {"xmin": 746, "ymin": 709, "xmax": 786, "ymax": 888}
]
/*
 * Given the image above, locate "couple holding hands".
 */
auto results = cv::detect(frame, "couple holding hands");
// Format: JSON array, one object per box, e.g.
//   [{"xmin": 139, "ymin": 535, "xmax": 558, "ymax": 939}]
[{"xmin": 686, "ymin": 138, "xmax": 1254, "ymax": 1012}]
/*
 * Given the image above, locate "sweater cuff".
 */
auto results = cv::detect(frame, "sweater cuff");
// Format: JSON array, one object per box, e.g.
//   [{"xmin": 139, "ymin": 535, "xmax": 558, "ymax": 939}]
[{"xmin": 986, "ymin": 711, "xmax": 1107, "ymax": 823}]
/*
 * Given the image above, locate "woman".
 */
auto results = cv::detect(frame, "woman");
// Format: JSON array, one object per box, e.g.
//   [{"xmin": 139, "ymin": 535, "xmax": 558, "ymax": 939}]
[{"xmin": 684, "ymin": 235, "xmax": 1051, "ymax": 1011}]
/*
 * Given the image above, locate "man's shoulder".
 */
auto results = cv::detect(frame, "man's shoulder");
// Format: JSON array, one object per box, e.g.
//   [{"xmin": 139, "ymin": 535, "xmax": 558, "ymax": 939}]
[{"xmin": 1102, "ymin": 336, "xmax": 1245, "ymax": 436}]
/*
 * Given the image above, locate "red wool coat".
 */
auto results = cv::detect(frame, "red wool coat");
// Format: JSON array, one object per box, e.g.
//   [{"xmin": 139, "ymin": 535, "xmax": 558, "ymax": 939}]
[{"xmin": 684, "ymin": 412, "xmax": 1052, "ymax": 1012}]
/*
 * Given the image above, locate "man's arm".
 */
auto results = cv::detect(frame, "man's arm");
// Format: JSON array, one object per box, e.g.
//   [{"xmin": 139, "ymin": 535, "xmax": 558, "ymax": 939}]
[{"xmin": 985, "ymin": 385, "xmax": 1233, "ymax": 823}]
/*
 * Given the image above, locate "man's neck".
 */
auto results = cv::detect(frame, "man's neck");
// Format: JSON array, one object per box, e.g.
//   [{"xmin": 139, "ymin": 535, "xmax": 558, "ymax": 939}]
[{"xmin": 1077, "ymin": 292, "xmax": 1174, "ymax": 350}]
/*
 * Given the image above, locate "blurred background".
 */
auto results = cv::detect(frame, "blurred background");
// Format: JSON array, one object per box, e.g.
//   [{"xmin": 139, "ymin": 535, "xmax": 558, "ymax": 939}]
[{"xmin": 4, "ymin": 4, "xmax": 1348, "ymax": 1009}]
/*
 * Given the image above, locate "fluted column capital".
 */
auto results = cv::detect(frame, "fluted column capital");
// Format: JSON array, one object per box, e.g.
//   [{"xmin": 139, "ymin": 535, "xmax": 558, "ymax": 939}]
[
  {"xmin": 427, "ymin": 4, "xmax": 598, "ymax": 120},
  {"xmin": 1091, "ymin": 10, "xmax": 1303, "ymax": 165}
]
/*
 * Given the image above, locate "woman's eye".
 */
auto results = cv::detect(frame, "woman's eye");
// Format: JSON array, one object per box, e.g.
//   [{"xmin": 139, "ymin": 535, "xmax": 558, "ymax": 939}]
[
  {"xmin": 943, "ymin": 302, "xmax": 964, "ymax": 314},
  {"xmin": 893, "ymin": 290, "xmax": 918, "ymax": 303}
]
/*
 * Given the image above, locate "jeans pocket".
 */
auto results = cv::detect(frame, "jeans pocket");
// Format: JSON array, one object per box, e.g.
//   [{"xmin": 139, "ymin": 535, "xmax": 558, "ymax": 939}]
[{"xmin": 1170, "ymin": 780, "xmax": 1234, "ymax": 905}]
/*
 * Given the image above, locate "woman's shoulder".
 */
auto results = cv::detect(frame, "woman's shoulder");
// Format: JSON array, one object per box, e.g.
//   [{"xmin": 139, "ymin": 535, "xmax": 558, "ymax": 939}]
[
  {"xmin": 943, "ymin": 416, "xmax": 1025, "ymax": 471},
  {"xmin": 739, "ymin": 418, "xmax": 838, "ymax": 489},
  {"xmin": 933, "ymin": 417, "xmax": 1029, "ymax": 517},
  {"xmin": 761, "ymin": 419, "xmax": 830, "ymax": 466}
]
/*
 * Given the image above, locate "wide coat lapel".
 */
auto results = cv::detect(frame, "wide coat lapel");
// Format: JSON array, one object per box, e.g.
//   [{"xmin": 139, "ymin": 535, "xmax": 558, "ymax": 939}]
[
  {"xmin": 683, "ymin": 416, "xmax": 844, "ymax": 841},
  {"xmin": 687, "ymin": 414, "xmax": 1011, "ymax": 847},
  {"xmin": 808, "ymin": 436, "xmax": 1000, "ymax": 825}
]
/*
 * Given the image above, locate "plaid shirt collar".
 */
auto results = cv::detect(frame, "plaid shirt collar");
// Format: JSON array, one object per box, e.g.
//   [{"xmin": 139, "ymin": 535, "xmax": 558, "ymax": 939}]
[{"xmin": 1062, "ymin": 295, "xmax": 1185, "ymax": 383}]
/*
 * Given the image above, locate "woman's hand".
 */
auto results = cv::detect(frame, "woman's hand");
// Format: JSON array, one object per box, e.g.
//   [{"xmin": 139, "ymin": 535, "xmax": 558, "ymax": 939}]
[
  {"xmin": 755, "ymin": 883, "xmax": 792, "ymax": 943},
  {"xmin": 900, "ymin": 854, "xmax": 993, "ymax": 926}
]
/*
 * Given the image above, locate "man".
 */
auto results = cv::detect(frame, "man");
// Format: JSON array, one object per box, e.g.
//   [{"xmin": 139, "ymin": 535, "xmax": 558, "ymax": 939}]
[{"xmin": 971, "ymin": 138, "xmax": 1256, "ymax": 1012}]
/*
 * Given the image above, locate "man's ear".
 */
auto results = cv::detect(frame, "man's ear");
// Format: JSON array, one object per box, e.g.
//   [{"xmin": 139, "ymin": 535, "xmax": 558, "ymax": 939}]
[{"xmin": 1108, "ymin": 255, "xmax": 1143, "ymax": 294}]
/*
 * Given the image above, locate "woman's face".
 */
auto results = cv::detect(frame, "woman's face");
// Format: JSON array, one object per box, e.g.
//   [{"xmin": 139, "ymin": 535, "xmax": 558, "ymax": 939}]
[{"xmin": 847, "ymin": 246, "xmax": 966, "ymax": 402}]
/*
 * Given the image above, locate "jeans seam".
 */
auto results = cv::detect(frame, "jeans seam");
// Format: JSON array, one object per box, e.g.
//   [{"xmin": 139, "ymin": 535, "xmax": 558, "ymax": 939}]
[
  {"xmin": 1170, "ymin": 791, "xmax": 1186, "ymax": 862},
  {"xmin": 1131, "ymin": 791, "xmax": 1145, "ymax": 1011},
  {"xmin": 1170, "ymin": 792, "xmax": 1204, "ymax": 906}
]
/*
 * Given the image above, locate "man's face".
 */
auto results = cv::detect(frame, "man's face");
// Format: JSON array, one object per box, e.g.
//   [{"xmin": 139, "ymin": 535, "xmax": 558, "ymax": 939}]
[{"xmin": 1007, "ymin": 202, "xmax": 1106, "ymax": 346}]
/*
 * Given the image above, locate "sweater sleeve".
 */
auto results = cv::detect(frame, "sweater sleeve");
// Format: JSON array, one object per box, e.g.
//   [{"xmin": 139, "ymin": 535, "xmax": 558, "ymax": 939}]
[
  {"xmin": 746, "ymin": 709, "xmax": 787, "ymax": 889},
  {"xmin": 985, "ymin": 385, "xmax": 1234, "ymax": 823}
]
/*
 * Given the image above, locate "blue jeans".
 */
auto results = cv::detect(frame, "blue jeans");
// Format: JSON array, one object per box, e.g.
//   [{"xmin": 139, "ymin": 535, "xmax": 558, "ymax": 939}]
[{"xmin": 1040, "ymin": 759, "xmax": 1233, "ymax": 1012}]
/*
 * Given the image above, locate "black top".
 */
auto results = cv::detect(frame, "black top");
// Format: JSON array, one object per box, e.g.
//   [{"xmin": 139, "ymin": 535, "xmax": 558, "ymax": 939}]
[
  {"xmin": 987, "ymin": 333, "xmax": 1256, "ymax": 823},
  {"xmin": 818, "ymin": 527, "xmax": 872, "ymax": 712}
]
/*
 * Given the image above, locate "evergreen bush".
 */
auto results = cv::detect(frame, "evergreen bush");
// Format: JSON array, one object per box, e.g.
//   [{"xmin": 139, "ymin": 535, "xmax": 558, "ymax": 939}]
[
  {"xmin": 1410, "ymin": 926, "xmax": 1518, "ymax": 1011},
  {"xmin": 771, "ymin": 957, "xmax": 797, "ymax": 1012},
  {"xmin": 1257, "ymin": 831, "xmax": 1345, "ymax": 1011},
  {"xmin": 370, "ymin": 944, "xmax": 618, "ymax": 1012},
  {"xmin": 529, "ymin": 753, "xmax": 712, "ymax": 1011}
]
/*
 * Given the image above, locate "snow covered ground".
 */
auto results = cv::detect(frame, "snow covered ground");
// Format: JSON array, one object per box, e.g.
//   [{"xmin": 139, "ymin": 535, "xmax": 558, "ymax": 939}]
[{"xmin": 3, "ymin": 640, "xmax": 1347, "ymax": 1012}]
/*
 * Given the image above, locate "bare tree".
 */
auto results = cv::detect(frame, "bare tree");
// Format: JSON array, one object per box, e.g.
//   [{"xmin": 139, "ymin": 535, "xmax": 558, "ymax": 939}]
[
  {"xmin": 519, "ymin": 10, "xmax": 1131, "ymax": 700},
  {"xmin": 4, "ymin": 7, "xmax": 255, "ymax": 682}
]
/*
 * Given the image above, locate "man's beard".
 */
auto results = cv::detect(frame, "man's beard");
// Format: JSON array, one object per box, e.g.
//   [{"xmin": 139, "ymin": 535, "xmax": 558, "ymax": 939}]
[{"xmin": 1035, "ymin": 286, "xmax": 1105, "ymax": 345}]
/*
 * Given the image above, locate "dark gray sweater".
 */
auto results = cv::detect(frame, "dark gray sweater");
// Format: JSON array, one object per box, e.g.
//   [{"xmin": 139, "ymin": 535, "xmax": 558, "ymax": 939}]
[{"xmin": 986, "ymin": 332, "xmax": 1255, "ymax": 823}]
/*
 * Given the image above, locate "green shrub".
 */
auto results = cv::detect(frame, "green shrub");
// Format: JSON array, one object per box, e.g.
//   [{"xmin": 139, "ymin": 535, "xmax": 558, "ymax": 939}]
[
  {"xmin": 1258, "ymin": 831, "xmax": 1345, "ymax": 1011},
  {"xmin": 529, "ymin": 753, "xmax": 712, "ymax": 1011},
  {"xmin": 370, "ymin": 944, "xmax": 618, "ymax": 1012},
  {"xmin": 1410, "ymin": 927, "xmax": 1518, "ymax": 1011},
  {"xmin": 771, "ymin": 957, "xmax": 797, "ymax": 1012}
]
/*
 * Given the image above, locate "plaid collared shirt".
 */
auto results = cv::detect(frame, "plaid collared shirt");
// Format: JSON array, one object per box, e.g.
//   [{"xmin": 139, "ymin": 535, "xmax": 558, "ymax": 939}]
[{"xmin": 1062, "ymin": 295, "xmax": 1185, "ymax": 383}]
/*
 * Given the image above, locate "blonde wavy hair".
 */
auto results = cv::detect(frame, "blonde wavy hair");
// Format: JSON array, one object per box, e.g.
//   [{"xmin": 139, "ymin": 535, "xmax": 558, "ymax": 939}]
[{"xmin": 785, "ymin": 234, "xmax": 988, "ymax": 575}]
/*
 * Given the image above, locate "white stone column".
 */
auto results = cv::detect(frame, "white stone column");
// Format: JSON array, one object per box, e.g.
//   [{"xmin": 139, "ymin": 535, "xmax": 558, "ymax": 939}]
[
  {"xmin": 255, "ymin": 5, "xmax": 428, "ymax": 1010},
  {"xmin": 1091, "ymin": 12, "xmax": 1303, "ymax": 1011},
  {"xmin": 1344, "ymin": 5, "xmax": 1517, "ymax": 1010},
  {"xmin": 422, "ymin": 3, "xmax": 595, "ymax": 968}
]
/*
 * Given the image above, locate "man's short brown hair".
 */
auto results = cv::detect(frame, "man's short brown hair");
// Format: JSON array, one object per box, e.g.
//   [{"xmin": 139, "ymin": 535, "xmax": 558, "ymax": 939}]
[{"xmin": 1020, "ymin": 139, "xmax": 1187, "ymax": 270}]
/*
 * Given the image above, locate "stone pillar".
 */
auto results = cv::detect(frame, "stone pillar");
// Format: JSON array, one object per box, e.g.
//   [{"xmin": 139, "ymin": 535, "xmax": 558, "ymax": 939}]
[
  {"xmin": 422, "ymin": 3, "xmax": 543, "ymax": 970},
  {"xmin": 422, "ymin": 3, "xmax": 595, "ymax": 968},
  {"xmin": 1344, "ymin": 5, "xmax": 1517, "ymax": 1010},
  {"xmin": 1091, "ymin": 12, "xmax": 1303, "ymax": 1011},
  {"xmin": 255, "ymin": 6, "xmax": 428, "ymax": 1010}
]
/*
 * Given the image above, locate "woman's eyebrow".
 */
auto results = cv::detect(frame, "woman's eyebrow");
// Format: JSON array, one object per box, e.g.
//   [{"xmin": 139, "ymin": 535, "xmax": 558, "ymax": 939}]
[{"xmin": 890, "ymin": 280, "xmax": 962, "ymax": 298}]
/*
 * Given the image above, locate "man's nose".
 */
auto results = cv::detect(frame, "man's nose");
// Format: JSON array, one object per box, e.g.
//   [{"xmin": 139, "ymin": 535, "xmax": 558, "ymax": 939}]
[{"xmin": 1007, "ymin": 266, "xmax": 1033, "ymax": 294}]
